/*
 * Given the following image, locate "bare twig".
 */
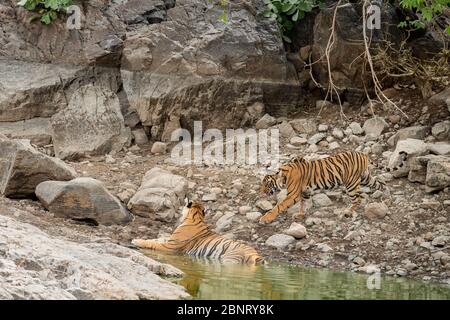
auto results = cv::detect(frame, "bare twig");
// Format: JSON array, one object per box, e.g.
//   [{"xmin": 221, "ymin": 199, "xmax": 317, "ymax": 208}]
[{"xmin": 362, "ymin": 0, "xmax": 409, "ymax": 119}]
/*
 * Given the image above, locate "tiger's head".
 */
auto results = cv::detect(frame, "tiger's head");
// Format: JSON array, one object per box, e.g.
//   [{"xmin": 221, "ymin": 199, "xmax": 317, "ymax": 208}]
[
  {"xmin": 178, "ymin": 198, "xmax": 210, "ymax": 225},
  {"xmin": 260, "ymin": 173, "xmax": 284, "ymax": 196}
]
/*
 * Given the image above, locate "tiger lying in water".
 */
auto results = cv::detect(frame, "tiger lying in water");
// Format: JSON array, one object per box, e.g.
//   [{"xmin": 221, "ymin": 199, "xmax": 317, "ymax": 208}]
[
  {"xmin": 259, "ymin": 151, "xmax": 387, "ymax": 223},
  {"xmin": 132, "ymin": 199, "xmax": 264, "ymax": 264}
]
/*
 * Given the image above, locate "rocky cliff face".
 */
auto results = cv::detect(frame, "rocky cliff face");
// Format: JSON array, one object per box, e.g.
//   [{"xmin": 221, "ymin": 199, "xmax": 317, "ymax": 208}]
[{"xmin": 0, "ymin": 0, "xmax": 302, "ymax": 149}]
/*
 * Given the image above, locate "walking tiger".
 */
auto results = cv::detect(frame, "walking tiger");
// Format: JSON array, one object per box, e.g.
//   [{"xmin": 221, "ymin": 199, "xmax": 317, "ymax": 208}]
[{"xmin": 259, "ymin": 151, "xmax": 388, "ymax": 223}]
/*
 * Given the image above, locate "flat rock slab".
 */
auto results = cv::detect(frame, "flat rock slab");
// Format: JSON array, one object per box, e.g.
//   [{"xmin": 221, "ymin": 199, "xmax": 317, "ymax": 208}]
[
  {"xmin": 36, "ymin": 177, "xmax": 133, "ymax": 225},
  {"xmin": 128, "ymin": 167, "xmax": 187, "ymax": 221},
  {"xmin": 0, "ymin": 117, "xmax": 52, "ymax": 146},
  {"xmin": 0, "ymin": 215, "xmax": 188, "ymax": 300},
  {"xmin": 51, "ymin": 84, "xmax": 131, "ymax": 160},
  {"xmin": 0, "ymin": 135, "xmax": 77, "ymax": 198},
  {"xmin": 0, "ymin": 59, "xmax": 83, "ymax": 122}
]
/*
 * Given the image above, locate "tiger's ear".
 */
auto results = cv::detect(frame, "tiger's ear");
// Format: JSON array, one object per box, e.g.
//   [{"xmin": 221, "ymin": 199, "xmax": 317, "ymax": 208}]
[{"xmin": 184, "ymin": 197, "xmax": 192, "ymax": 208}]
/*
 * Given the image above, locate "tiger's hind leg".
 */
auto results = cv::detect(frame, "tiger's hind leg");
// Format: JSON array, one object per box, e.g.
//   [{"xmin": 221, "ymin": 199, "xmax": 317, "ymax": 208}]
[
  {"xmin": 293, "ymin": 193, "xmax": 310, "ymax": 220},
  {"xmin": 343, "ymin": 179, "xmax": 362, "ymax": 217}
]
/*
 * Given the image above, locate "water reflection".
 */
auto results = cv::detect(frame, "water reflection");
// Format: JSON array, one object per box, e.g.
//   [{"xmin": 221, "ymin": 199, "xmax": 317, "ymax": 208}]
[{"xmin": 144, "ymin": 251, "xmax": 450, "ymax": 300}]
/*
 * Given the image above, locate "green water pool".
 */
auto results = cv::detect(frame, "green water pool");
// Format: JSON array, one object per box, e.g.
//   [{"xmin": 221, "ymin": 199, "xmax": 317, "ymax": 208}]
[{"xmin": 144, "ymin": 251, "xmax": 450, "ymax": 300}]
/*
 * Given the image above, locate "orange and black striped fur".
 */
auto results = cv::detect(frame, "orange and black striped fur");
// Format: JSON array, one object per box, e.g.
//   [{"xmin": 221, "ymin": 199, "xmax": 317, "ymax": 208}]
[
  {"xmin": 259, "ymin": 151, "xmax": 386, "ymax": 223},
  {"xmin": 132, "ymin": 200, "xmax": 264, "ymax": 264}
]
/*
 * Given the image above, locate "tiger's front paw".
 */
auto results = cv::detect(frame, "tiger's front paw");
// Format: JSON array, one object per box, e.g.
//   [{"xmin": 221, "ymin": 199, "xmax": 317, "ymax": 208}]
[
  {"xmin": 131, "ymin": 239, "xmax": 146, "ymax": 247},
  {"xmin": 259, "ymin": 211, "xmax": 276, "ymax": 224}
]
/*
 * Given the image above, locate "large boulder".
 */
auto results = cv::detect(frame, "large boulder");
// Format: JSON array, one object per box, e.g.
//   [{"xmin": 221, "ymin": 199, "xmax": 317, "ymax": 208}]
[
  {"xmin": 388, "ymin": 139, "xmax": 428, "ymax": 177},
  {"xmin": 408, "ymin": 155, "xmax": 450, "ymax": 192},
  {"xmin": 387, "ymin": 126, "xmax": 431, "ymax": 147},
  {"xmin": 424, "ymin": 156, "xmax": 450, "ymax": 193},
  {"xmin": 128, "ymin": 167, "xmax": 188, "ymax": 221},
  {"xmin": 51, "ymin": 85, "xmax": 131, "ymax": 160},
  {"xmin": 431, "ymin": 121, "xmax": 450, "ymax": 140},
  {"xmin": 0, "ymin": 136, "xmax": 77, "ymax": 198},
  {"xmin": 0, "ymin": 214, "xmax": 188, "ymax": 300},
  {"xmin": 35, "ymin": 177, "xmax": 133, "ymax": 225},
  {"xmin": 121, "ymin": 0, "xmax": 301, "ymax": 138}
]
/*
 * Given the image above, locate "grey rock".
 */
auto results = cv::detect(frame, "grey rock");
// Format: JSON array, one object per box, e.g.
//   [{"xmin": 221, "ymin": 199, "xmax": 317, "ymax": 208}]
[
  {"xmin": 256, "ymin": 199, "xmax": 273, "ymax": 211},
  {"xmin": 317, "ymin": 243, "xmax": 333, "ymax": 252},
  {"xmin": 349, "ymin": 122, "xmax": 364, "ymax": 135},
  {"xmin": 278, "ymin": 121, "xmax": 296, "ymax": 138},
  {"xmin": 363, "ymin": 203, "xmax": 388, "ymax": 219},
  {"xmin": 429, "ymin": 87, "xmax": 450, "ymax": 105},
  {"xmin": 312, "ymin": 193, "xmax": 332, "ymax": 207},
  {"xmin": 432, "ymin": 236, "xmax": 447, "ymax": 247},
  {"xmin": 290, "ymin": 136, "xmax": 307, "ymax": 146},
  {"xmin": 128, "ymin": 168, "xmax": 187, "ymax": 221},
  {"xmin": 431, "ymin": 121, "xmax": 450, "ymax": 140},
  {"xmin": 0, "ymin": 136, "xmax": 76, "ymax": 198},
  {"xmin": 0, "ymin": 60, "xmax": 83, "ymax": 122},
  {"xmin": 0, "ymin": 118, "xmax": 52, "ymax": 146},
  {"xmin": 289, "ymin": 119, "xmax": 317, "ymax": 134},
  {"xmin": 265, "ymin": 234, "xmax": 296, "ymax": 249},
  {"xmin": 202, "ymin": 193, "xmax": 217, "ymax": 202},
  {"xmin": 363, "ymin": 117, "xmax": 388, "ymax": 138},
  {"xmin": 424, "ymin": 156, "xmax": 450, "ymax": 192},
  {"xmin": 285, "ymin": 223, "xmax": 307, "ymax": 239},
  {"xmin": 238, "ymin": 206, "xmax": 252, "ymax": 215},
  {"xmin": 151, "ymin": 142, "xmax": 167, "ymax": 154},
  {"xmin": 308, "ymin": 133, "xmax": 326, "ymax": 145},
  {"xmin": 387, "ymin": 126, "xmax": 430, "ymax": 147},
  {"xmin": 51, "ymin": 85, "xmax": 131, "ymax": 160},
  {"xmin": 332, "ymin": 128, "xmax": 344, "ymax": 139},
  {"xmin": 329, "ymin": 141, "xmax": 340, "ymax": 150},
  {"xmin": 246, "ymin": 211, "xmax": 262, "ymax": 222},
  {"xmin": 0, "ymin": 215, "xmax": 187, "ymax": 300},
  {"xmin": 255, "ymin": 114, "xmax": 277, "ymax": 130},
  {"xmin": 215, "ymin": 212, "xmax": 235, "ymax": 232},
  {"xmin": 161, "ymin": 115, "xmax": 181, "ymax": 142},
  {"xmin": 132, "ymin": 129, "xmax": 149, "ymax": 145},
  {"xmin": 36, "ymin": 178, "xmax": 133, "ymax": 225},
  {"xmin": 388, "ymin": 139, "xmax": 428, "ymax": 177},
  {"xmin": 428, "ymin": 142, "xmax": 450, "ymax": 155}
]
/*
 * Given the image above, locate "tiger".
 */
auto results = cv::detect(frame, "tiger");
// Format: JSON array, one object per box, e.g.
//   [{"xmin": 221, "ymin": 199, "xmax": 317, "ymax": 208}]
[
  {"xmin": 259, "ymin": 151, "xmax": 387, "ymax": 224},
  {"xmin": 132, "ymin": 199, "xmax": 264, "ymax": 265}
]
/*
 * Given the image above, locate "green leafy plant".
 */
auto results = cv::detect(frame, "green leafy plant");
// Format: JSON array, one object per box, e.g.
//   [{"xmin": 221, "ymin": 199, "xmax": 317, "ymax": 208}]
[
  {"xmin": 397, "ymin": 0, "xmax": 450, "ymax": 35},
  {"xmin": 17, "ymin": 0, "xmax": 73, "ymax": 24},
  {"xmin": 263, "ymin": 0, "xmax": 324, "ymax": 42}
]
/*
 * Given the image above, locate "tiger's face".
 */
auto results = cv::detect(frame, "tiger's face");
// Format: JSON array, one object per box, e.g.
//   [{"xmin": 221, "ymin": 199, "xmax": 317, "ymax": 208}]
[
  {"xmin": 260, "ymin": 174, "xmax": 282, "ymax": 196},
  {"xmin": 178, "ymin": 198, "xmax": 208, "ymax": 225}
]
